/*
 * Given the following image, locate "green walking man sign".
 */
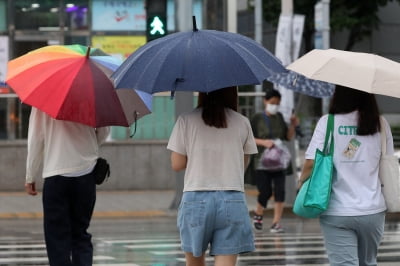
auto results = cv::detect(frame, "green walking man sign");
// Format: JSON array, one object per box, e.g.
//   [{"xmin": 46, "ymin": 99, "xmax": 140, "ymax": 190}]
[
  {"xmin": 150, "ymin": 16, "xmax": 165, "ymax": 35},
  {"xmin": 146, "ymin": 0, "xmax": 167, "ymax": 42}
]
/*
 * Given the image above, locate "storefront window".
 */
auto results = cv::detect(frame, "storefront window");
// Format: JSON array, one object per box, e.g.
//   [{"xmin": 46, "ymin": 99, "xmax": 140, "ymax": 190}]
[
  {"xmin": 65, "ymin": 35, "xmax": 88, "ymax": 46},
  {"xmin": 0, "ymin": 98, "xmax": 10, "ymax": 139},
  {"xmin": 64, "ymin": 0, "xmax": 89, "ymax": 30},
  {"xmin": 14, "ymin": 0, "xmax": 59, "ymax": 30},
  {"xmin": 0, "ymin": 0, "xmax": 6, "ymax": 32},
  {"xmin": 0, "ymin": 97, "xmax": 30, "ymax": 139},
  {"xmin": 14, "ymin": 0, "xmax": 89, "ymax": 31}
]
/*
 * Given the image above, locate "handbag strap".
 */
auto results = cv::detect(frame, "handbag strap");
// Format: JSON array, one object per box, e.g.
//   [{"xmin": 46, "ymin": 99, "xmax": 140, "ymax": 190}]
[
  {"xmin": 323, "ymin": 114, "xmax": 334, "ymax": 154},
  {"xmin": 380, "ymin": 116, "xmax": 387, "ymax": 155}
]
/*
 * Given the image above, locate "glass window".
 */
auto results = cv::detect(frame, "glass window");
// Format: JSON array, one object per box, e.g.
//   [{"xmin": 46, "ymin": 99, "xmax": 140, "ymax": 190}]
[
  {"xmin": 14, "ymin": 0, "xmax": 60, "ymax": 30},
  {"xmin": 0, "ymin": 98, "xmax": 10, "ymax": 139},
  {"xmin": 64, "ymin": 0, "xmax": 89, "ymax": 30},
  {"xmin": 64, "ymin": 35, "xmax": 88, "ymax": 45},
  {"xmin": 0, "ymin": 98, "xmax": 30, "ymax": 140},
  {"xmin": 0, "ymin": 0, "xmax": 6, "ymax": 32}
]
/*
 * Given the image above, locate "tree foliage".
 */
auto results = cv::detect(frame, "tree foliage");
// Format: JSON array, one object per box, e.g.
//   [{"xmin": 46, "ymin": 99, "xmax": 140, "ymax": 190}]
[{"xmin": 262, "ymin": 0, "xmax": 400, "ymax": 51}]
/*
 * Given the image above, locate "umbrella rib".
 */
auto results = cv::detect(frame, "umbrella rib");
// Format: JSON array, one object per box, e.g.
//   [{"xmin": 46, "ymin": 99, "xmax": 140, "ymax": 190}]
[
  {"xmin": 112, "ymin": 29, "xmax": 287, "ymax": 93},
  {"xmin": 128, "ymin": 37, "xmax": 184, "ymax": 92},
  {"xmin": 112, "ymin": 34, "xmax": 180, "ymax": 85},
  {"xmin": 111, "ymin": 33, "xmax": 183, "ymax": 93},
  {"xmin": 371, "ymin": 55, "xmax": 378, "ymax": 94},
  {"xmin": 11, "ymin": 58, "xmax": 81, "ymax": 105},
  {"xmin": 8, "ymin": 44, "xmax": 141, "ymax": 127},
  {"xmin": 205, "ymin": 33, "xmax": 269, "ymax": 86},
  {"xmin": 27, "ymin": 60, "xmax": 85, "ymax": 111}
]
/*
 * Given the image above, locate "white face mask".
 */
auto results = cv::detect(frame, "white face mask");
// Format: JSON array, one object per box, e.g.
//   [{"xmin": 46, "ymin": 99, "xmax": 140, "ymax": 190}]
[{"xmin": 266, "ymin": 104, "xmax": 279, "ymax": 115}]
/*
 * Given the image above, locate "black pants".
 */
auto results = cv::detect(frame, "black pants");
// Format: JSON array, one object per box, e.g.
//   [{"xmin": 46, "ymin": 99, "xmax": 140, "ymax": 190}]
[
  {"xmin": 255, "ymin": 170, "xmax": 285, "ymax": 208},
  {"xmin": 42, "ymin": 173, "xmax": 96, "ymax": 266}
]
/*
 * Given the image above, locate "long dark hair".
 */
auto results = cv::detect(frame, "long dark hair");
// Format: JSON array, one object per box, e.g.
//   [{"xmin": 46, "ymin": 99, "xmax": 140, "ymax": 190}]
[
  {"xmin": 197, "ymin": 86, "xmax": 238, "ymax": 128},
  {"xmin": 329, "ymin": 85, "xmax": 380, "ymax": 135}
]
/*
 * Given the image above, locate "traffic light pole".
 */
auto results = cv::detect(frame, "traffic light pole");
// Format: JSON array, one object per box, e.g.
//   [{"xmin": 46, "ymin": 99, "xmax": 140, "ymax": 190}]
[{"xmin": 169, "ymin": 0, "xmax": 193, "ymax": 210}]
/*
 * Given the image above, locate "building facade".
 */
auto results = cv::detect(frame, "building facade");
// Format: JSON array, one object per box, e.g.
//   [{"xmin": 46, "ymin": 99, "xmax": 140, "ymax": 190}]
[
  {"xmin": 0, "ymin": 0, "xmax": 203, "ymax": 140},
  {"xmin": 1, "ymin": 0, "xmax": 400, "ymax": 141}
]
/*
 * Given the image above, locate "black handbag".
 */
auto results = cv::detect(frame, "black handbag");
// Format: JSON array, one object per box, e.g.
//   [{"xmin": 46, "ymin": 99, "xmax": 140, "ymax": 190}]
[{"xmin": 93, "ymin": 157, "xmax": 110, "ymax": 185}]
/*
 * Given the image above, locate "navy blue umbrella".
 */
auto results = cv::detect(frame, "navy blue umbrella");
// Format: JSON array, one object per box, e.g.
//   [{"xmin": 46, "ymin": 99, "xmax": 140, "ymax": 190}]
[
  {"xmin": 112, "ymin": 17, "xmax": 286, "ymax": 95},
  {"xmin": 268, "ymin": 70, "xmax": 335, "ymax": 98}
]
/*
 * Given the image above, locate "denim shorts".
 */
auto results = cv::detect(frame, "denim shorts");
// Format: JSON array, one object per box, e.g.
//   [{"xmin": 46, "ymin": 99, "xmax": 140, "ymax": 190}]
[{"xmin": 177, "ymin": 191, "xmax": 255, "ymax": 257}]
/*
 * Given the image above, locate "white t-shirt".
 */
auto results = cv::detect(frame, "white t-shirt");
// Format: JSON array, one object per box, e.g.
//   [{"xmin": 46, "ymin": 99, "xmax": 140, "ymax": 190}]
[
  {"xmin": 26, "ymin": 108, "xmax": 110, "ymax": 182},
  {"xmin": 167, "ymin": 108, "xmax": 258, "ymax": 192},
  {"xmin": 305, "ymin": 112, "xmax": 392, "ymax": 216}
]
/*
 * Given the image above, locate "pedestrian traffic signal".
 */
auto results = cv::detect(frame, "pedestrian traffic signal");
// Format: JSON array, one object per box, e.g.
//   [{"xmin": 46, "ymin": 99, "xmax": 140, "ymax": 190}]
[{"xmin": 146, "ymin": 0, "xmax": 167, "ymax": 42}]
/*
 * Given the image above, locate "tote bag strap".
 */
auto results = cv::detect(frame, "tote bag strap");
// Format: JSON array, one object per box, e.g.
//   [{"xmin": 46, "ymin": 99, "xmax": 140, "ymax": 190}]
[
  {"xmin": 323, "ymin": 114, "xmax": 334, "ymax": 154},
  {"xmin": 380, "ymin": 116, "xmax": 387, "ymax": 155}
]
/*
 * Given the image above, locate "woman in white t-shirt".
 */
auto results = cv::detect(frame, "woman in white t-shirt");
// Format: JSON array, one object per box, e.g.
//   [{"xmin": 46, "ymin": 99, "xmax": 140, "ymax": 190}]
[
  {"xmin": 299, "ymin": 85, "xmax": 392, "ymax": 266},
  {"xmin": 167, "ymin": 86, "xmax": 258, "ymax": 266}
]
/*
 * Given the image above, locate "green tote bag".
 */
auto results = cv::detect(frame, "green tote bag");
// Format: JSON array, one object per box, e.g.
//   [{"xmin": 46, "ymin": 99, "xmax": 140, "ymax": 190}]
[{"xmin": 293, "ymin": 114, "xmax": 334, "ymax": 218}]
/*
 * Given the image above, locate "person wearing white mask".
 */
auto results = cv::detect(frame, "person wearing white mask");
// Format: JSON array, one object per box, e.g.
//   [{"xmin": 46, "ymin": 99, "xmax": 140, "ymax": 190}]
[{"xmin": 248, "ymin": 89, "xmax": 299, "ymax": 232}]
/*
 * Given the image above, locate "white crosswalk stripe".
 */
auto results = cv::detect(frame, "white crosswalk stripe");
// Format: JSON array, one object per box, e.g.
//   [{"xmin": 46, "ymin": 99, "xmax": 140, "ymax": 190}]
[
  {"xmin": 1, "ymin": 231, "xmax": 400, "ymax": 265},
  {"xmin": 95, "ymin": 231, "xmax": 400, "ymax": 265},
  {"xmin": 0, "ymin": 237, "xmax": 118, "ymax": 265}
]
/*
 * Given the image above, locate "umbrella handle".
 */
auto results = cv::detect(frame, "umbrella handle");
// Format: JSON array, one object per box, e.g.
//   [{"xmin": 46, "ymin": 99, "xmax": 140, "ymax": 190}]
[
  {"xmin": 86, "ymin": 47, "xmax": 91, "ymax": 58},
  {"xmin": 129, "ymin": 111, "xmax": 138, "ymax": 138},
  {"xmin": 192, "ymin": 16, "xmax": 198, "ymax": 32}
]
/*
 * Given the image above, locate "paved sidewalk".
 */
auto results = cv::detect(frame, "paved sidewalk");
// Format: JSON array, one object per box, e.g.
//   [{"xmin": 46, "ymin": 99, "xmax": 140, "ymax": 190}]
[{"xmin": 0, "ymin": 189, "xmax": 259, "ymax": 219}]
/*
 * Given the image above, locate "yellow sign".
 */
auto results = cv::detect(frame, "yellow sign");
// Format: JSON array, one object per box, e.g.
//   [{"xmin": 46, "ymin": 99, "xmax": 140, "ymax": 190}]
[{"xmin": 91, "ymin": 36, "xmax": 146, "ymax": 60}]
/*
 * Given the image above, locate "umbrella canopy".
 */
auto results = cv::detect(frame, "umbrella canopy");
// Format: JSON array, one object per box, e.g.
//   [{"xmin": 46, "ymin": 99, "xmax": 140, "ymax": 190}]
[
  {"xmin": 287, "ymin": 48, "xmax": 400, "ymax": 98},
  {"xmin": 117, "ymin": 88, "xmax": 152, "ymax": 124},
  {"xmin": 100, "ymin": 56, "xmax": 152, "ymax": 125},
  {"xmin": 6, "ymin": 44, "xmax": 151, "ymax": 127},
  {"xmin": 112, "ymin": 18, "xmax": 286, "ymax": 94},
  {"xmin": 268, "ymin": 70, "xmax": 335, "ymax": 98}
]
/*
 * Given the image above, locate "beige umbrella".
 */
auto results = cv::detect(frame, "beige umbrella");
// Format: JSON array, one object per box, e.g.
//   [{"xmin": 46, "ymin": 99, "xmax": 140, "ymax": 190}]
[{"xmin": 287, "ymin": 48, "xmax": 400, "ymax": 98}]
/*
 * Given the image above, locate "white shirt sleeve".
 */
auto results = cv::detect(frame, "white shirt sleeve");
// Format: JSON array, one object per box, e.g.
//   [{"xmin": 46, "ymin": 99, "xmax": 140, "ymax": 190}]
[
  {"xmin": 382, "ymin": 117, "xmax": 395, "ymax": 155},
  {"xmin": 243, "ymin": 119, "xmax": 258, "ymax": 155},
  {"xmin": 26, "ymin": 108, "xmax": 45, "ymax": 183},
  {"xmin": 305, "ymin": 115, "xmax": 329, "ymax": 160},
  {"xmin": 167, "ymin": 116, "xmax": 187, "ymax": 155},
  {"xmin": 96, "ymin": 126, "xmax": 110, "ymax": 145}
]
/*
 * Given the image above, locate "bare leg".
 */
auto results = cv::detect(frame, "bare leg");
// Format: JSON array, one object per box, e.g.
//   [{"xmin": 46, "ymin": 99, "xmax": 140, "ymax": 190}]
[
  {"xmin": 272, "ymin": 201, "xmax": 284, "ymax": 224},
  {"xmin": 255, "ymin": 202, "xmax": 264, "ymax": 216},
  {"xmin": 214, "ymin": 254, "xmax": 238, "ymax": 266},
  {"xmin": 185, "ymin": 252, "xmax": 206, "ymax": 266}
]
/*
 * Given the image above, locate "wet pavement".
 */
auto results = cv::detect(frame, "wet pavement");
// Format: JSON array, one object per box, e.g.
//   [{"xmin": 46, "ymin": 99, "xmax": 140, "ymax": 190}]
[
  {"xmin": 1, "ymin": 215, "xmax": 400, "ymax": 265},
  {"xmin": 1, "ymin": 189, "xmax": 400, "ymax": 265}
]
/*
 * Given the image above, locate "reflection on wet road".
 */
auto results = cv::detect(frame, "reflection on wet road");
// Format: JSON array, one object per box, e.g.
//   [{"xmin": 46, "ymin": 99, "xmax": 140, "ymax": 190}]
[{"xmin": 0, "ymin": 217, "xmax": 400, "ymax": 265}]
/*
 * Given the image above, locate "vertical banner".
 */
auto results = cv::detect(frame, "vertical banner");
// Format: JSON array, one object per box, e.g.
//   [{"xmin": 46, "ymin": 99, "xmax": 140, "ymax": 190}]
[
  {"xmin": 275, "ymin": 15, "xmax": 292, "ymax": 66},
  {"xmin": 274, "ymin": 15, "xmax": 294, "ymax": 122},
  {"xmin": 274, "ymin": 14, "xmax": 305, "ymax": 122},
  {"xmin": 292, "ymin": 15, "xmax": 305, "ymax": 60},
  {"xmin": 0, "ymin": 36, "xmax": 9, "ymax": 82}
]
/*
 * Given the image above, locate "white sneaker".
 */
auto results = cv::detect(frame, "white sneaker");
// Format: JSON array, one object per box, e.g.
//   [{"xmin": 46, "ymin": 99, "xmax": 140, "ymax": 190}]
[{"xmin": 270, "ymin": 223, "xmax": 284, "ymax": 233}]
